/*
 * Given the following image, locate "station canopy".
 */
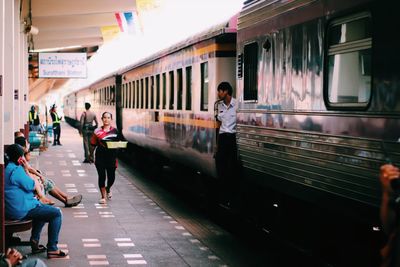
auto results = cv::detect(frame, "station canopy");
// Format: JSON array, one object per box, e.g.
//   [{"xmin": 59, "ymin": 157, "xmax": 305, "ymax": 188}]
[{"xmin": 27, "ymin": 0, "xmax": 137, "ymax": 101}]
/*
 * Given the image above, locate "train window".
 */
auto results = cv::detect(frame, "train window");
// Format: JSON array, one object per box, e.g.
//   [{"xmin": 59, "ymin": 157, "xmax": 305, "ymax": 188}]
[
  {"xmin": 129, "ymin": 82, "xmax": 133, "ymax": 109},
  {"xmin": 108, "ymin": 87, "xmax": 111, "ymax": 105},
  {"xmin": 243, "ymin": 42, "xmax": 258, "ymax": 101},
  {"xmin": 136, "ymin": 80, "xmax": 140, "ymax": 109},
  {"xmin": 186, "ymin": 66, "xmax": 192, "ymax": 110},
  {"xmin": 151, "ymin": 76, "xmax": 155, "ymax": 109},
  {"xmin": 201, "ymin": 62, "xmax": 209, "ymax": 111},
  {"xmin": 177, "ymin": 69, "xmax": 183, "ymax": 110},
  {"xmin": 121, "ymin": 84, "xmax": 125, "ymax": 108},
  {"xmin": 111, "ymin": 86, "xmax": 115, "ymax": 106},
  {"xmin": 156, "ymin": 74, "xmax": 160, "ymax": 109},
  {"xmin": 169, "ymin": 71, "xmax": 174, "ymax": 110},
  {"xmin": 140, "ymin": 79, "xmax": 144, "ymax": 109},
  {"xmin": 145, "ymin": 77, "xmax": 149, "ymax": 109},
  {"xmin": 326, "ymin": 13, "xmax": 371, "ymax": 108},
  {"xmin": 104, "ymin": 87, "xmax": 108, "ymax": 105},
  {"xmin": 134, "ymin": 81, "xmax": 136, "ymax": 108},
  {"xmin": 126, "ymin": 83, "xmax": 129, "ymax": 108},
  {"xmin": 162, "ymin": 73, "xmax": 167, "ymax": 109}
]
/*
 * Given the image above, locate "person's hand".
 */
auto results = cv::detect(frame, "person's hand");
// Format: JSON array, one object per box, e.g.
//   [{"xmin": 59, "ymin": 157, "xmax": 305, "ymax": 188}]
[
  {"xmin": 5, "ymin": 248, "xmax": 23, "ymax": 266},
  {"xmin": 380, "ymin": 164, "xmax": 400, "ymax": 193}
]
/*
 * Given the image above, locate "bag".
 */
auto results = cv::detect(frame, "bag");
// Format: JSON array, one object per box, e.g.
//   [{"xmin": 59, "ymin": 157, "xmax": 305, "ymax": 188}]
[{"xmin": 83, "ymin": 124, "xmax": 96, "ymax": 131}]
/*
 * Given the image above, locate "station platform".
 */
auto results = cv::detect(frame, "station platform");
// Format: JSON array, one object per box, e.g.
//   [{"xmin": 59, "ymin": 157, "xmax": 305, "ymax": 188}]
[{"xmin": 12, "ymin": 123, "xmax": 234, "ymax": 267}]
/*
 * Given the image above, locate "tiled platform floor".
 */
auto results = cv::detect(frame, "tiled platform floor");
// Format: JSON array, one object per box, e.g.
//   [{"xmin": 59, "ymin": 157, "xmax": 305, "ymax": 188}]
[{"xmin": 14, "ymin": 123, "xmax": 231, "ymax": 267}]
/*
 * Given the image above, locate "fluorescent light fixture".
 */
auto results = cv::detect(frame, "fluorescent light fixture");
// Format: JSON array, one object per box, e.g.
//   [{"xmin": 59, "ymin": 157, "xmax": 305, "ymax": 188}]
[{"xmin": 30, "ymin": 45, "xmax": 82, "ymax": 53}]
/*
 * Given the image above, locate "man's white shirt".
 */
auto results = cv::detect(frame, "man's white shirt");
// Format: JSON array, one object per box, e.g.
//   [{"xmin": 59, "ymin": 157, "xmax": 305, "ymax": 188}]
[{"xmin": 217, "ymin": 98, "xmax": 237, "ymax": 134}]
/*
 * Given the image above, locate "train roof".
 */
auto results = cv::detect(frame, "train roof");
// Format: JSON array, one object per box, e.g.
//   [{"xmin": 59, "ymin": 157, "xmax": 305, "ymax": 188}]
[
  {"xmin": 117, "ymin": 15, "xmax": 238, "ymax": 75},
  {"xmin": 238, "ymin": 0, "xmax": 317, "ymax": 30},
  {"xmin": 67, "ymin": 15, "xmax": 238, "ymax": 95}
]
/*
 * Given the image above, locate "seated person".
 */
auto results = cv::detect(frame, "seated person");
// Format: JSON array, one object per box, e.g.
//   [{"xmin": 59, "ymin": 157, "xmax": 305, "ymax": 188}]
[
  {"xmin": 4, "ymin": 144, "xmax": 68, "ymax": 258},
  {"xmin": 15, "ymin": 136, "xmax": 82, "ymax": 207},
  {"xmin": 1, "ymin": 248, "xmax": 47, "ymax": 267},
  {"xmin": 379, "ymin": 163, "xmax": 400, "ymax": 267}
]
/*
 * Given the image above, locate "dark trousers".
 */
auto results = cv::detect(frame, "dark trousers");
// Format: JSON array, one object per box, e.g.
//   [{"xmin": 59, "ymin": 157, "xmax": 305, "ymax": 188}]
[
  {"xmin": 53, "ymin": 123, "xmax": 61, "ymax": 144},
  {"xmin": 82, "ymin": 130, "xmax": 93, "ymax": 160},
  {"xmin": 95, "ymin": 164, "xmax": 116, "ymax": 191},
  {"xmin": 215, "ymin": 133, "xmax": 238, "ymax": 203},
  {"xmin": 23, "ymin": 204, "xmax": 62, "ymax": 251}
]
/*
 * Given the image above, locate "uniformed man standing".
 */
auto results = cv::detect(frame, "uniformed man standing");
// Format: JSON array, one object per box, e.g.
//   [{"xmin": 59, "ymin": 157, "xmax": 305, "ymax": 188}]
[
  {"xmin": 215, "ymin": 81, "xmax": 239, "ymax": 208},
  {"xmin": 79, "ymin": 102, "xmax": 98, "ymax": 163},
  {"xmin": 50, "ymin": 104, "xmax": 62, "ymax": 146},
  {"xmin": 28, "ymin": 105, "xmax": 41, "ymax": 132}
]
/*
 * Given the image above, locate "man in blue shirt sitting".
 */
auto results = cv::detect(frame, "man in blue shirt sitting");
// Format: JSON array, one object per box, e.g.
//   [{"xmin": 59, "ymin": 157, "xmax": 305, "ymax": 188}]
[{"xmin": 4, "ymin": 144, "xmax": 68, "ymax": 259}]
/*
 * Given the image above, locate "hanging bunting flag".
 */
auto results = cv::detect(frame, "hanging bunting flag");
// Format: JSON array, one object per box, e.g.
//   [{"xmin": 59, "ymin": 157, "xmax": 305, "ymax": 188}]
[
  {"xmin": 136, "ymin": 0, "xmax": 161, "ymax": 11},
  {"xmin": 115, "ymin": 12, "xmax": 138, "ymax": 34},
  {"xmin": 100, "ymin": 25, "xmax": 121, "ymax": 42}
]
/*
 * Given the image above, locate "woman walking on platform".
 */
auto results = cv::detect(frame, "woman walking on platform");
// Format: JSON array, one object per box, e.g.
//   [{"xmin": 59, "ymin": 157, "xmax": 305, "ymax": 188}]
[{"xmin": 90, "ymin": 112, "xmax": 120, "ymax": 204}]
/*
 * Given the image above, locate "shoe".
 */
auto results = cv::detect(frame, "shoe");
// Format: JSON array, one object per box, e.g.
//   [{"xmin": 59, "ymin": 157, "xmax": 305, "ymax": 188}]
[
  {"xmin": 52, "ymin": 143, "xmax": 56, "ymax": 146},
  {"xmin": 107, "ymin": 191, "xmax": 112, "ymax": 200},
  {"xmin": 57, "ymin": 143, "xmax": 62, "ymax": 146},
  {"xmin": 99, "ymin": 198, "xmax": 106, "ymax": 204},
  {"xmin": 47, "ymin": 250, "xmax": 68, "ymax": 259},
  {"xmin": 83, "ymin": 159, "xmax": 90, "ymax": 163},
  {"xmin": 65, "ymin": 194, "xmax": 82, "ymax": 207},
  {"xmin": 72, "ymin": 194, "xmax": 82, "ymax": 206},
  {"xmin": 31, "ymin": 239, "xmax": 46, "ymax": 254}
]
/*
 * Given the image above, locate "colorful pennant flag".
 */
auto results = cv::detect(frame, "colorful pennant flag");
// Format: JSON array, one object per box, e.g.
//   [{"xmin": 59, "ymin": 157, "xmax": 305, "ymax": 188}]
[
  {"xmin": 100, "ymin": 25, "xmax": 121, "ymax": 42},
  {"xmin": 115, "ymin": 11, "xmax": 138, "ymax": 35}
]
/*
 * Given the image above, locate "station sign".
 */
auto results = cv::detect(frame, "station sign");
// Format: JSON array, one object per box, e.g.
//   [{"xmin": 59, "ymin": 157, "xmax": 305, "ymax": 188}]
[{"xmin": 38, "ymin": 53, "xmax": 87, "ymax": 78}]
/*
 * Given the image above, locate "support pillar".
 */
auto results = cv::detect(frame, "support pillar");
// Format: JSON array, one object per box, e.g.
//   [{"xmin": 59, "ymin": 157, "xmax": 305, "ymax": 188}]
[
  {"xmin": 3, "ymin": 0, "xmax": 15, "ymax": 146},
  {"xmin": 0, "ymin": 0, "xmax": 6, "ymax": 254}
]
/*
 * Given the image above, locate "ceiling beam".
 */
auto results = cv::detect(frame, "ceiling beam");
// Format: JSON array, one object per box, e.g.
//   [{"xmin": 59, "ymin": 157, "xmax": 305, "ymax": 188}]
[
  {"xmin": 32, "ymin": 0, "xmax": 136, "ymax": 17},
  {"xmin": 34, "ymin": 37, "xmax": 103, "ymax": 50},
  {"xmin": 33, "ymin": 13, "xmax": 117, "ymax": 31},
  {"xmin": 33, "ymin": 27, "xmax": 101, "ymax": 41}
]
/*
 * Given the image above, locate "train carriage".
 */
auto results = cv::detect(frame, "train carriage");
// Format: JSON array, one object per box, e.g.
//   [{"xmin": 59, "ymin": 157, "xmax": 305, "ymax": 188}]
[{"xmin": 236, "ymin": 0, "xmax": 400, "ymax": 223}]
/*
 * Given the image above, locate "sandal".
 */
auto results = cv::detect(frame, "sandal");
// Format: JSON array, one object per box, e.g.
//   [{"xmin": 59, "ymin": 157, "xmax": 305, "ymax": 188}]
[
  {"xmin": 31, "ymin": 240, "xmax": 46, "ymax": 254},
  {"xmin": 47, "ymin": 250, "xmax": 68, "ymax": 259}
]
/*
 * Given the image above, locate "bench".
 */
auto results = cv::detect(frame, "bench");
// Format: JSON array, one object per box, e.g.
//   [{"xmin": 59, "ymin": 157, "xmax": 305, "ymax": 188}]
[{"xmin": 5, "ymin": 219, "xmax": 32, "ymax": 248}]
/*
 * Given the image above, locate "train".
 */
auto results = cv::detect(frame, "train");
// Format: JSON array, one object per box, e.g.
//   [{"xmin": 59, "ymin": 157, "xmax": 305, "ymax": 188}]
[{"xmin": 64, "ymin": 0, "xmax": 400, "ymax": 264}]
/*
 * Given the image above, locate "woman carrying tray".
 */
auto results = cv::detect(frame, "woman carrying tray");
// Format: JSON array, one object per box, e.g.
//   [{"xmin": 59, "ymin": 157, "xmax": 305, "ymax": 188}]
[{"xmin": 90, "ymin": 112, "xmax": 123, "ymax": 204}]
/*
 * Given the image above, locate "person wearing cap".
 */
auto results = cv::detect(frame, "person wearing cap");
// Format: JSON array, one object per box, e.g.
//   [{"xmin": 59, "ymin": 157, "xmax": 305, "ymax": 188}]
[
  {"xmin": 79, "ymin": 102, "xmax": 98, "ymax": 163},
  {"xmin": 50, "ymin": 104, "xmax": 62, "ymax": 146},
  {"xmin": 4, "ymin": 144, "xmax": 68, "ymax": 259}
]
